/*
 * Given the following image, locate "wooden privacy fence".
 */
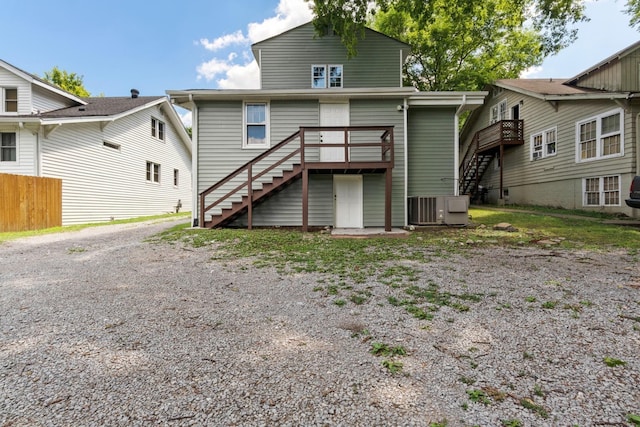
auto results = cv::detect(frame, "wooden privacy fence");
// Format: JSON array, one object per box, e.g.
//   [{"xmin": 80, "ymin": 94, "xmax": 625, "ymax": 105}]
[{"xmin": 0, "ymin": 173, "xmax": 62, "ymax": 232}]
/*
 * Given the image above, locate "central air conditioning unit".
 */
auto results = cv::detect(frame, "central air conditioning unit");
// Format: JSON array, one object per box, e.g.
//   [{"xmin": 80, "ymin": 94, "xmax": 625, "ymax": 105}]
[{"xmin": 408, "ymin": 195, "xmax": 469, "ymax": 226}]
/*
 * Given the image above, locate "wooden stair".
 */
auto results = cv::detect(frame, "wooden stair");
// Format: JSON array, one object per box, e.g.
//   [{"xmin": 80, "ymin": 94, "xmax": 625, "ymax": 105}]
[{"xmin": 204, "ymin": 164, "xmax": 303, "ymax": 228}]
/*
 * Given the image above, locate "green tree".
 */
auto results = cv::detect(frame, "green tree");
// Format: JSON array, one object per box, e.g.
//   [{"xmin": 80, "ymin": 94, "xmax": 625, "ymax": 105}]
[
  {"xmin": 43, "ymin": 66, "xmax": 90, "ymax": 97},
  {"xmin": 308, "ymin": 0, "xmax": 639, "ymax": 91}
]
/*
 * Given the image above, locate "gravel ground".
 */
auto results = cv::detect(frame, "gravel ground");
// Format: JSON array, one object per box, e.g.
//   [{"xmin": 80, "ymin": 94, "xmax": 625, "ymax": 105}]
[{"xmin": 1, "ymin": 219, "xmax": 639, "ymax": 427}]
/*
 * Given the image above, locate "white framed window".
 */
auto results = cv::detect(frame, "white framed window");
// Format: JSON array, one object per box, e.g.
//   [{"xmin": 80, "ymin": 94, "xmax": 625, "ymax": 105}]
[
  {"xmin": 576, "ymin": 109, "xmax": 623, "ymax": 162},
  {"xmin": 490, "ymin": 99, "xmax": 507, "ymax": 124},
  {"xmin": 243, "ymin": 102, "xmax": 269, "ymax": 148},
  {"xmin": 146, "ymin": 161, "xmax": 160, "ymax": 183},
  {"xmin": 1, "ymin": 132, "xmax": 17, "ymax": 162},
  {"xmin": 173, "ymin": 169, "xmax": 179, "ymax": 187},
  {"xmin": 312, "ymin": 64, "xmax": 343, "ymax": 88},
  {"xmin": 151, "ymin": 118, "xmax": 165, "ymax": 141},
  {"xmin": 3, "ymin": 88, "xmax": 18, "ymax": 113},
  {"xmin": 531, "ymin": 127, "xmax": 557, "ymax": 160},
  {"xmin": 583, "ymin": 175, "xmax": 620, "ymax": 206}
]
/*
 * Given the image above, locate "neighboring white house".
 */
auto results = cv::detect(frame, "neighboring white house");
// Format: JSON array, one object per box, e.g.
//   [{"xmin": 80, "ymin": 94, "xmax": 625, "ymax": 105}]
[{"xmin": 0, "ymin": 59, "xmax": 192, "ymax": 225}]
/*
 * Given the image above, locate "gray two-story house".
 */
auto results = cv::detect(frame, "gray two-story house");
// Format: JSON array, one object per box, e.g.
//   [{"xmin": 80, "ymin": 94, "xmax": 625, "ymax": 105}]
[
  {"xmin": 169, "ymin": 22, "xmax": 485, "ymax": 230},
  {"xmin": 460, "ymin": 41, "xmax": 640, "ymax": 217}
]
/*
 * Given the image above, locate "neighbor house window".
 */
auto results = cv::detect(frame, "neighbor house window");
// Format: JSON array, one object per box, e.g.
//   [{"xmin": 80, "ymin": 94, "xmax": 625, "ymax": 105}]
[
  {"xmin": 576, "ymin": 109, "xmax": 623, "ymax": 161},
  {"xmin": 531, "ymin": 127, "xmax": 557, "ymax": 160},
  {"xmin": 312, "ymin": 65, "xmax": 343, "ymax": 88},
  {"xmin": 103, "ymin": 141, "xmax": 120, "ymax": 151},
  {"xmin": 583, "ymin": 175, "xmax": 620, "ymax": 206},
  {"xmin": 151, "ymin": 118, "xmax": 165, "ymax": 141},
  {"xmin": 1, "ymin": 132, "xmax": 16, "ymax": 161},
  {"xmin": 173, "ymin": 169, "xmax": 179, "ymax": 186},
  {"xmin": 4, "ymin": 88, "xmax": 17, "ymax": 113},
  {"xmin": 244, "ymin": 102, "xmax": 269, "ymax": 148},
  {"xmin": 490, "ymin": 100, "xmax": 507, "ymax": 124},
  {"xmin": 146, "ymin": 161, "xmax": 160, "ymax": 183}
]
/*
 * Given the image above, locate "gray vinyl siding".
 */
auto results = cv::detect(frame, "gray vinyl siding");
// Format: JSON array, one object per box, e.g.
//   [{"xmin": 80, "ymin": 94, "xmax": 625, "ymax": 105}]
[
  {"xmin": 42, "ymin": 106, "xmax": 192, "ymax": 225},
  {"xmin": 463, "ymin": 88, "xmax": 638, "ymax": 215},
  {"xmin": 407, "ymin": 107, "xmax": 456, "ymax": 196},
  {"xmin": 573, "ymin": 51, "xmax": 640, "ymax": 92},
  {"xmin": 255, "ymin": 23, "xmax": 406, "ymax": 90}
]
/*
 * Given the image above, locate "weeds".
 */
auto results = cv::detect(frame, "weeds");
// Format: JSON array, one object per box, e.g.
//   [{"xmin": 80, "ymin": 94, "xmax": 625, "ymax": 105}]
[{"xmin": 603, "ymin": 357, "xmax": 627, "ymax": 367}]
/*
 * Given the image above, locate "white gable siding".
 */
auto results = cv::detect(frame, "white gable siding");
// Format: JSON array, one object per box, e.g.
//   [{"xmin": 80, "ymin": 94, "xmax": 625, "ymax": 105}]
[
  {"xmin": 0, "ymin": 67, "xmax": 32, "ymax": 115},
  {"xmin": 0, "ymin": 127, "xmax": 37, "ymax": 175},
  {"xmin": 32, "ymin": 85, "xmax": 76, "ymax": 113},
  {"xmin": 41, "ymin": 105, "xmax": 191, "ymax": 225}
]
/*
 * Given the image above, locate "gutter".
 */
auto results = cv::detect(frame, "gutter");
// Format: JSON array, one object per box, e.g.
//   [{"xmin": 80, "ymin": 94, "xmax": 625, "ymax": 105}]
[{"xmin": 454, "ymin": 95, "xmax": 467, "ymax": 196}]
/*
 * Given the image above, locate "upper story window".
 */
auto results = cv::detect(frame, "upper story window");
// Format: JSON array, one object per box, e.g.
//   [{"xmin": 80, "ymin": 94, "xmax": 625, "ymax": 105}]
[
  {"xmin": 1, "ymin": 132, "xmax": 16, "ymax": 161},
  {"xmin": 312, "ymin": 65, "xmax": 343, "ymax": 88},
  {"xmin": 576, "ymin": 109, "xmax": 623, "ymax": 162},
  {"xmin": 490, "ymin": 100, "xmax": 507, "ymax": 124},
  {"xmin": 531, "ymin": 127, "xmax": 557, "ymax": 160},
  {"xmin": 3, "ymin": 88, "xmax": 18, "ymax": 113},
  {"xmin": 244, "ymin": 102, "xmax": 269, "ymax": 148},
  {"xmin": 151, "ymin": 118, "xmax": 165, "ymax": 141}
]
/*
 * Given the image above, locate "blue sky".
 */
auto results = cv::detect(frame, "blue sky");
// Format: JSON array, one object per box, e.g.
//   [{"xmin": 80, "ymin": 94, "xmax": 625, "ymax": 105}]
[{"xmin": 0, "ymin": 0, "xmax": 638, "ymax": 121}]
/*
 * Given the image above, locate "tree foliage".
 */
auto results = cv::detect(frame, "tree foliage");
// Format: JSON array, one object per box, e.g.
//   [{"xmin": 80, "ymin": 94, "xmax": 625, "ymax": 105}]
[
  {"xmin": 309, "ymin": 0, "xmax": 639, "ymax": 91},
  {"xmin": 43, "ymin": 66, "xmax": 91, "ymax": 97}
]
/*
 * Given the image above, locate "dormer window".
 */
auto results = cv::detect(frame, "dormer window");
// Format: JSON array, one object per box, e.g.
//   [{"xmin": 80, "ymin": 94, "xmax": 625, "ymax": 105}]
[
  {"xmin": 3, "ymin": 88, "xmax": 17, "ymax": 113},
  {"xmin": 312, "ymin": 65, "xmax": 343, "ymax": 88}
]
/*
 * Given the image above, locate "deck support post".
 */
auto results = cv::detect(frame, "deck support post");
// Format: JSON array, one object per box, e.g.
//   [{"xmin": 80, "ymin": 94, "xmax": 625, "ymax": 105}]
[
  {"xmin": 247, "ymin": 165, "xmax": 253, "ymax": 230},
  {"xmin": 302, "ymin": 168, "xmax": 309, "ymax": 232},
  {"xmin": 385, "ymin": 167, "xmax": 392, "ymax": 232}
]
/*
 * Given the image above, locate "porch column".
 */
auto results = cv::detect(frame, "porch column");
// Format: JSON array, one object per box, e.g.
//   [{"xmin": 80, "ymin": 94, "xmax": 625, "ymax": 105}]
[{"xmin": 385, "ymin": 167, "xmax": 392, "ymax": 232}]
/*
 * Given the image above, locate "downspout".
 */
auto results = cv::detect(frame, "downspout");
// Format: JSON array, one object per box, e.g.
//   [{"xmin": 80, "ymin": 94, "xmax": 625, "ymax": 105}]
[
  {"xmin": 403, "ymin": 97, "xmax": 409, "ymax": 226},
  {"xmin": 454, "ymin": 95, "xmax": 467, "ymax": 196},
  {"xmin": 190, "ymin": 94, "xmax": 199, "ymax": 228}
]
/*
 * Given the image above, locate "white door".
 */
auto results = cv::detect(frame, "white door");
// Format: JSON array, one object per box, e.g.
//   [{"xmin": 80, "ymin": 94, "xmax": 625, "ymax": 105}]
[
  {"xmin": 334, "ymin": 175, "xmax": 363, "ymax": 228},
  {"xmin": 320, "ymin": 102, "xmax": 349, "ymax": 162}
]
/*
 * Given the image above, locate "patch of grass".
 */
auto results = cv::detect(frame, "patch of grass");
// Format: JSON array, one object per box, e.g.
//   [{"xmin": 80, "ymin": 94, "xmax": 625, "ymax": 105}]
[
  {"xmin": 333, "ymin": 299, "xmax": 346, "ymax": 307},
  {"xmin": 67, "ymin": 246, "xmax": 86, "ymax": 253},
  {"xmin": 603, "ymin": 357, "xmax": 627, "ymax": 367},
  {"xmin": 466, "ymin": 389, "xmax": 491, "ymax": 405},
  {"xmin": 370, "ymin": 342, "xmax": 407, "ymax": 357},
  {"xmin": 519, "ymin": 398, "xmax": 549, "ymax": 419},
  {"xmin": 501, "ymin": 419, "xmax": 523, "ymax": 427},
  {"xmin": 541, "ymin": 301, "xmax": 558, "ymax": 309},
  {"xmin": 428, "ymin": 421, "xmax": 448, "ymax": 427},
  {"xmin": 533, "ymin": 384, "xmax": 544, "ymax": 397},
  {"xmin": 525, "ymin": 296, "xmax": 537, "ymax": 303},
  {"xmin": 459, "ymin": 376, "xmax": 476, "ymax": 386},
  {"xmin": 628, "ymin": 414, "xmax": 640, "ymax": 426},
  {"xmin": 381, "ymin": 359, "xmax": 403, "ymax": 374}
]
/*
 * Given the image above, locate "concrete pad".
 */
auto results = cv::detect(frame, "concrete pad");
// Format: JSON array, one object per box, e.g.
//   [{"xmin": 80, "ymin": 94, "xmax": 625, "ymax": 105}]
[{"xmin": 330, "ymin": 228, "xmax": 409, "ymax": 238}]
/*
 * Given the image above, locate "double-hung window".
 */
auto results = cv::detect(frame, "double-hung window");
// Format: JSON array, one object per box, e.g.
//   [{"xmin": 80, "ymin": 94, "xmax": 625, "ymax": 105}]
[
  {"xmin": 0, "ymin": 132, "xmax": 16, "ymax": 162},
  {"xmin": 146, "ymin": 161, "xmax": 160, "ymax": 183},
  {"xmin": 531, "ymin": 127, "xmax": 557, "ymax": 160},
  {"xmin": 576, "ymin": 109, "xmax": 623, "ymax": 161},
  {"xmin": 3, "ymin": 88, "xmax": 17, "ymax": 113},
  {"xmin": 490, "ymin": 100, "xmax": 507, "ymax": 124},
  {"xmin": 583, "ymin": 175, "xmax": 620, "ymax": 206},
  {"xmin": 312, "ymin": 65, "xmax": 343, "ymax": 88},
  {"xmin": 244, "ymin": 102, "xmax": 269, "ymax": 148},
  {"xmin": 151, "ymin": 118, "xmax": 165, "ymax": 141}
]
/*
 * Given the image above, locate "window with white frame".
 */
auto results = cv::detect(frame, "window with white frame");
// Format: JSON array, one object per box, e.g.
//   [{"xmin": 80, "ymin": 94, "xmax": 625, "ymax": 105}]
[
  {"xmin": 312, "ymin": 65, "xmax": 343, "ymax": 88},
  {"xmin": 576, "ymin": 109, "xmax": 622, "ymax": 162},
  {"xmin": 244, "ymin": 102, "xmax": 269, "ymax": 148},
  {"xmin": 1, "ymin": 132, "xmax": 16, "ymax": 161},
  {"xmin": 173, "ymin": 169, "xmax": 179, "ymax": 187},
  {"xmin": 146, "ymin": 161, "xmax": 160, "ymax": 183},
  {"xmin": 583, "ymin": 175, "xmax": 620, "ymax": 206},
  {"xmin": 531, "ymin": 127, "xmax": 557, "ymax": 160},
  {"xmin": 151, "ymin": 118, "xmax": 165, "ymax": 141},
  {"xmin": 3, "ymin": 88, "xmax": 17, "ymax": 113},
  {"xmin": 490, "ymin": 99, "xmax": 507, "ymax": 124}
]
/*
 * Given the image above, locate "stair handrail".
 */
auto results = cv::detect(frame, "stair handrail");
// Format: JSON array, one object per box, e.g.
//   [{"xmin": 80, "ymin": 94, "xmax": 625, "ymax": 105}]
[{"xmin": 199, "ymin": 130, "xmax": 301, "ymax": 223}]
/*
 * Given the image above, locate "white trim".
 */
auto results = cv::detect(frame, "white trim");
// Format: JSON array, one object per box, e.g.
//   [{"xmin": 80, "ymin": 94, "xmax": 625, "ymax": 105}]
[
  {"xmin": 242, "ymin": 101, "xmax": 270, "ymax": 149},
  {"xmin": 403, "ymin": 97, "xmax": 408, "ymax": 226},
  {"xmin": 575, "ymin": 108, "xmax": 624, "ymax": 163},
  {"xmin": 530, "ymin": 126, "xmax": 557, "ymax": 161},
  {"xmin": 191, "ymin": 103, "xmax": 199, "ymax": 227},
  {"xmin": 582, "ymin": 175, "xmax": 622, "ymax": 207},
  {"xmin": 490, "ymin": 99, "xmax": 508, "ymax": 124}
]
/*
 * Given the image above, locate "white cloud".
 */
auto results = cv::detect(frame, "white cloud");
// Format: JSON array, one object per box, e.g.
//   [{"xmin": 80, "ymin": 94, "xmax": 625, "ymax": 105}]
[
  {"xmin": 195, "ymin": 0, "xmax": 313, "ymax": 88},
  {"xmin": 180, "ymin": 110, "xmax": 192, "ymax": 128},
  {"xmin": 520, "ymin": 65, "xmax": 543, "ymax": 78},
  {"xmin": 199, "ymin": 30, "xmax": 249, "ymax": 51}
]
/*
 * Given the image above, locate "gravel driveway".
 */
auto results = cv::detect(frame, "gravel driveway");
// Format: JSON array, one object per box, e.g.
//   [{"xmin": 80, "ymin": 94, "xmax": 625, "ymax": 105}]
[{"xmin": 1, "ymin": 219, "xmax": 639, "ymax": 426}]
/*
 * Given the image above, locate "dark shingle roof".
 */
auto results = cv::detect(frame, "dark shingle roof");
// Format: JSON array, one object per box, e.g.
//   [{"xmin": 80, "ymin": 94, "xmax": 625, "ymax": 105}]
[
  {"xmin": 40, "ymin": 96, "xmax": 165, "ymax": 118},
  {"xmin": 495, "ymin": 79, "xmax": 605, "ymax": 96}
]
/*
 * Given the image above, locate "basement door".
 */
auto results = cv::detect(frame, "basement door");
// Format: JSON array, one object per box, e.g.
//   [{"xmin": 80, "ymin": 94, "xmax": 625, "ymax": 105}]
[
  {"xmin": 334, "ymin": 175, "xmax": 363, "ymax": 228},
  {"xmin": 320, "ymin": 102, "xmax": 349, "ymax": 162}
]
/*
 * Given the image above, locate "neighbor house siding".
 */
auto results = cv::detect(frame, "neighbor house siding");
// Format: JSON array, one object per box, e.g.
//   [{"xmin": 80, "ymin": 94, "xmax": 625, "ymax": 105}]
[
  {"xmin": 0, "ymin": 67, "xmax": 31, "ymax": 114},
  {"xmin": 467, "ymin": 89, "xmax": 637, "ymax": 214},
  {"xmin": 41, "ymin": 106, "xmax": 192, "ymax": 225},
  {"xmin": 32, "ymin": 85, "xmax": 75, "ymax": 113},
  {"xmin": 255, "ymin": 24, "xmax": 407, "ymax": 90},
  {"xmin": 407, "ymin": 107, "xmax": 456, "ymax": 196},
  {"xmin": 0, "ymin": 127, "xmax": 37, "ymax": 176}
]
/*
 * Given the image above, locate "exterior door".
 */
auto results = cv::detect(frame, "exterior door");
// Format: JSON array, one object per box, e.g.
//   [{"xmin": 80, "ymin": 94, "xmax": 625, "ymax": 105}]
[
  {"xmin": 334, "ymin": 175, "xmax": 363, "ymax": 228},
  {"xmin": 320, "ymin": 102, "xmax": 349, "ymax": 162}
]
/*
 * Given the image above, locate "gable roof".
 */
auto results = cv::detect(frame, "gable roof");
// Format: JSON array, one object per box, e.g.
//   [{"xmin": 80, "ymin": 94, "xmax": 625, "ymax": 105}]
[
  {"xmin": 565, "ymin": 40, "xmax": 640, "ymax": 85},
  {"xmin": 493, "ymin": 78, "xmax": 633, "ymax": 101},
  {"xmin": 0, "ymin": 59, "xmax": 87, "ymax": 105},
  {"xmin": 41, "ymin": 96, "xmax": 166, "ymax": 118}
]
